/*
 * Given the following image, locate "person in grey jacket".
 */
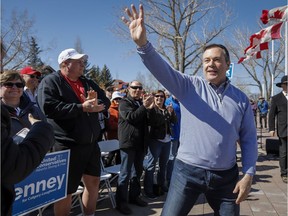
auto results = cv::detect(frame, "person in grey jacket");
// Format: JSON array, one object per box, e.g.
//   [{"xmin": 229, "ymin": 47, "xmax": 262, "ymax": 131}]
[
  {"xmin": 121, "ymin": 5, "xmax": 258, "ymax": 216},
  {"xmin": 1, "ymin": 105, "xmax": 54, "ymax": 216}
]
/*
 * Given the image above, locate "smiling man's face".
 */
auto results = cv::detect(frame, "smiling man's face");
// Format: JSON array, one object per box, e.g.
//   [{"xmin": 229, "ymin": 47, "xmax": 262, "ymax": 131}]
[{"xmin": 202, "ymin": 47, "xmax": 230, "ymax": 86}]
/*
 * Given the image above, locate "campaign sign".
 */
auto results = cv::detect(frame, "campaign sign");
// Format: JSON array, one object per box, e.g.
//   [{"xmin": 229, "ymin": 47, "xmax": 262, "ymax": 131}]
[
  {"xmin": 226, "ymin": 63, "xmax": 234, "ymax": 79},
  {"xmin": 12, "ymin": 150, "xmax": 70, "ymax": 216}
]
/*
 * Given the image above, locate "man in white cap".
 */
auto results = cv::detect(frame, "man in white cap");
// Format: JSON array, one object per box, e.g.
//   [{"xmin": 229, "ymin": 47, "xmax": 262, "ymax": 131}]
[
  {"xmin": 37, "ymin": 48, "xmax": 111, "ymax": 216},
  {"xmin": 269, "ymin": 75, "xmax": 287, "ymax": 183}
]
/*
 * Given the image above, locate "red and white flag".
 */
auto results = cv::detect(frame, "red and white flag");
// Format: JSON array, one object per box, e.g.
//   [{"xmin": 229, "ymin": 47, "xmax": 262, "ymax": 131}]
[
  {"xmin": 260, "ymin": 5, "xmax": 288, "ymax": 24},
  {"xmin": 244, "ymin": 42, "xmax": 269, "ymax": 55},
  {"xmin": 238, "ymin": 52, "xmax": 262, "ymax": 64},
  {"xmin": 248, "ymin": 22, "xmax": 283, "ymax": 48}
]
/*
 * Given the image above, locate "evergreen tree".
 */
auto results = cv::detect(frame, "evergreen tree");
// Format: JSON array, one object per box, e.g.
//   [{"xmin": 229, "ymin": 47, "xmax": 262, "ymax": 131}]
[
  {"xmin": 85, "ymin": 64, "xmax": 114, "ymax": 89},
  {"xmin": 85, "ymin": 65, "xmax": 102, "ymax": 86},
  {"xmin": 100, "ymin": 64, "xmax": 114, "ymax": 89},
  {"xmin": 27, "ymin": 37, "xmax": 44, "ymax": 69}
]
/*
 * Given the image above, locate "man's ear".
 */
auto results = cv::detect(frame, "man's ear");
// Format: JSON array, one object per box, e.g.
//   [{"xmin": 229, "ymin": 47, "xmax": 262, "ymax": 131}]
[{"xmin": 226, "ymin": 61, "xmax": 231, "ymax": 70}]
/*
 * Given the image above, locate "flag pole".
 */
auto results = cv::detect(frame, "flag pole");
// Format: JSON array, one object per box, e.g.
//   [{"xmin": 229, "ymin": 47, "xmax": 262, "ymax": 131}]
[
  {"xmin": 286, "ymin": 0, "xmax": 288, "ymax": 75},
  {"xmin": 285, "ymin": 19, "xmax": 287, "ymax": 75},
  {"xmin": 271, "ymin": 40, "xmax": 274, "ymax": 96}
]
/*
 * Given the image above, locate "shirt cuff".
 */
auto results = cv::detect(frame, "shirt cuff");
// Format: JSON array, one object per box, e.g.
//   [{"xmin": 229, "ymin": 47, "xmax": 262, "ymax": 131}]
[{"xmin": 137, "ymin": 41, "xmax": 151, "ymax": 52}]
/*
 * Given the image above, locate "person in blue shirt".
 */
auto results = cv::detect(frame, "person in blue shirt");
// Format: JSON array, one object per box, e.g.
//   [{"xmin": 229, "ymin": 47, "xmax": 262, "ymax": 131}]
[
  {"xmin": 121, "ymin": 5, "xmax": 258, "ymax": 216},
  {"xmin": 164, "ymin": 95, "xmax": 181, "ymax": 189},
  {"xmin": 257, "ymin": 96, "xmax": 269, "ymax": 129}
]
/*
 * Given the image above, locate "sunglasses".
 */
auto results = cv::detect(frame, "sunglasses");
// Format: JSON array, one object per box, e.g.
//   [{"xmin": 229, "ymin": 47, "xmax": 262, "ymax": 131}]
[
  {"xmin": 2, "ymin": 82, "xmax": 25, "ymax": 88},
  {"xmin": 114, "ymin": 98, "xmax": 122, "ymax": 101},
  {"xmin": 29, "ymin": 75, "xmax": 41, "ymax": 79},
  {"xmin": 154, "ymin": 95, "xmax": 165, "ymax": 98},
  {"xmin": 130, "ymin": 86, "xmax": 143, "ymax": 90}
]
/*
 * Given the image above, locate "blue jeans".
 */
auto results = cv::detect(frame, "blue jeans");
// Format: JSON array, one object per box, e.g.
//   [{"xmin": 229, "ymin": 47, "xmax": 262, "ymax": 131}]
[
  {"xmin": 116, "ymin": 148, "xmax": 145, "ymax": 204},
  {"xmin": 166, "ymin": 139, "xmax": 180, "ymax": 185},
  {"xmin": 161, "ymin": 159, "xmax": 239, "ymax": 216},
  {"xmin": 144, "ymin": 139, "xmax": 170, "ymax": 194}
]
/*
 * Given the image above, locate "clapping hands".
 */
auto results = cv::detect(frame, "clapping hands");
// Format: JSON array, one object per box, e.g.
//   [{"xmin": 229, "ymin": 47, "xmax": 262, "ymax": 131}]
[
  {"xmin": 143, "ymin": 93, "xmax": 154, "ymax": 109},
  {"xmin": 166, "ymin": 103, "xmax": 174, "ymax": 115},
  {"xmin": 81, "ymin": 89, "xmax": 105, "ymax": 113}
]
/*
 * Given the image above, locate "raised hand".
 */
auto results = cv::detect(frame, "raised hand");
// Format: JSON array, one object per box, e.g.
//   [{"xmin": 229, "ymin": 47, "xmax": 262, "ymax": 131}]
[{"xmin": 122, "ymin": 4, "xmax": 148, "ymax": 47}]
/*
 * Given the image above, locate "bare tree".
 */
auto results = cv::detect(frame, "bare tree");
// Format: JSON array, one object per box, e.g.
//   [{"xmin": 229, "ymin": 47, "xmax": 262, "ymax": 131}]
[
  {"xmin": 226, "ymin": 25, "xmax": 285, "ymax": 99},
  {"xmin": 1, "ymin": 9, "xmax": 35, "ymax": 71},
  {"xmin": 115, "ymin": 0, "xmax": 233, "ymax": 75},
  {"xmin": 136, "ymin": 71, "xmax": 163, "ymax": 92}
]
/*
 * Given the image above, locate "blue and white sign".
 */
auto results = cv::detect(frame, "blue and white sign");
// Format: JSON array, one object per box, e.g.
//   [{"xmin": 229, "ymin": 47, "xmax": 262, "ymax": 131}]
[
  {"xmin": 12, "ymin": 150, "xmax": 70, "ymax": 216},
  {"xmin": 226, "ymin": 63, "xmax": 234, "ymax": 79}
]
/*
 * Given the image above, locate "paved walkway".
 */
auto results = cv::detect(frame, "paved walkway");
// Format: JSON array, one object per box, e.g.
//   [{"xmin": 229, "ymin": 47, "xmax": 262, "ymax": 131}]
[
  {"xmin": 92, "ymin": 128, "xmax": 287, "ymax": 216},
  {"xmin": 38, "ymin": 128, "xmax": 287, "ymax": 216}
]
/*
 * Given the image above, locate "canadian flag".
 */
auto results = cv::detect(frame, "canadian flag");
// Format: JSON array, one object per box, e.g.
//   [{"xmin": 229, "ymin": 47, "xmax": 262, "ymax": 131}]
[
  {"xmin": 248, "ymin": 22, "xmax": 283, "ymax": 48},
  {"xmin": 244, "ymin": 42, "xmax": 269, "ymax": 55},
  {"xmin": 238, "ymin": 52, "xmax": 262, "ymax": 64},
  {"xmin": 260, "ymin": 5, "xmax": 288, "ymax": 24}
]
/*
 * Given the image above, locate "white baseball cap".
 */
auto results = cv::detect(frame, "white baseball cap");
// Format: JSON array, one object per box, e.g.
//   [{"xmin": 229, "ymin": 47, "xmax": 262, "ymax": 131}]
[
  {"xmin": 111, "ymin": 91, "xmax": 125, "ymax": 101},
  {"xmin": 58, "ymin": 48, "xmax": 88, "ymax": 64}
]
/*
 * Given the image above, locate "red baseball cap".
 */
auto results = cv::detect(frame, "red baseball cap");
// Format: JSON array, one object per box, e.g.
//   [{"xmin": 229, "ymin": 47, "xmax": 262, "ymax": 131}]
[{"xmin": 20, "ymin": 66, "xmax": 41, "ymax": 76}]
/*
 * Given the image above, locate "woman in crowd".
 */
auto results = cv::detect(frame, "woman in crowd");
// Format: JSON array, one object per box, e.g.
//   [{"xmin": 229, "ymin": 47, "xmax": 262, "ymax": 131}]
[
  {"xmin": 0, "ymin": 70, "xmax": 46, "ymax": 138},
  {"xmin": 105, "ymin": 91, "xmax": 124, "ymax": 166},
  {"xmin": 1, "ymin": 104, "xmax": 54, "ymax": 216},
  {"xmin": 144, "ymin": 90, "xmax": 177, "ymax": 199}
]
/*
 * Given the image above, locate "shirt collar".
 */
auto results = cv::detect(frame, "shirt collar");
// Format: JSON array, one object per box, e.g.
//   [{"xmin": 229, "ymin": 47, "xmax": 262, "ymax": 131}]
[{"xmin": 209, "ymin": 78, "xmax": 230, "ymax": 93}]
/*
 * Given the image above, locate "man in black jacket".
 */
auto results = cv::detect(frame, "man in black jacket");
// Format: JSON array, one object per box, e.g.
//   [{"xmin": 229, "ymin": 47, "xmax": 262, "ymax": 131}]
[
  {"xmin": 269, "ymin": 75, "xmax": 287, "ymax": 183},
  {"xmin": 37, "ymin": 48, "xmax": 110, "ymax": 216},
  {"xmin": 1, "ymin": 105, "xmax": 54, "ymax": 215},
  {"xmin": 115, "ymin": 81, "xmax": 154, "ymax": 215}
]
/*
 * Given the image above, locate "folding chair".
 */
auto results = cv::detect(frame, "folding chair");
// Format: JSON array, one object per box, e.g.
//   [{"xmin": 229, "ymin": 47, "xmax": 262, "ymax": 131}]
[
  {"xmin": 37, "ymin": 185, "xmax": 84, "ymax": 216},
  {"xmin": 98, "ymin": 139, "xmax": 121, "ymax": 184},
  {"xmin": 98, "ymin": 169, "xmax": 116, "ymax": 208},
  {"xmin": 71, "ymin": 185, "xmax": 84, "ymax": 214}
]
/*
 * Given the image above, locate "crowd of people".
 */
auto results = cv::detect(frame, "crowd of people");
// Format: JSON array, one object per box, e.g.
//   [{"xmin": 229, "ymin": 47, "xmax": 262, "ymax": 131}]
[
  {"xmin": 0, "ymin": 47, "xmax": 182, "ymax": 215},
  {"xmin": 1, "ymin": 3, "xmax": 287, "ymax": 216}
]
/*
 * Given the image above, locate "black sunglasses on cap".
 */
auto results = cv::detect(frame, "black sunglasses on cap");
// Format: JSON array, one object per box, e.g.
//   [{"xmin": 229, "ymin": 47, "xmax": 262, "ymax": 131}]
[
  {"xmin": 2, "ymin": 82, "xmax": 25, "ymax": 88},
  {"xmin": 130, "ymin": 86, "xmax": 143, "ymax": 90}
]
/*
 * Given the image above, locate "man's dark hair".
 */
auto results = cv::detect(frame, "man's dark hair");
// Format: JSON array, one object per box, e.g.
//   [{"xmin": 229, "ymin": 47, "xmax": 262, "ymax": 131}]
[{"xmin": 204, "ymin": 44, "xmax": 230, "ymax": 63}]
